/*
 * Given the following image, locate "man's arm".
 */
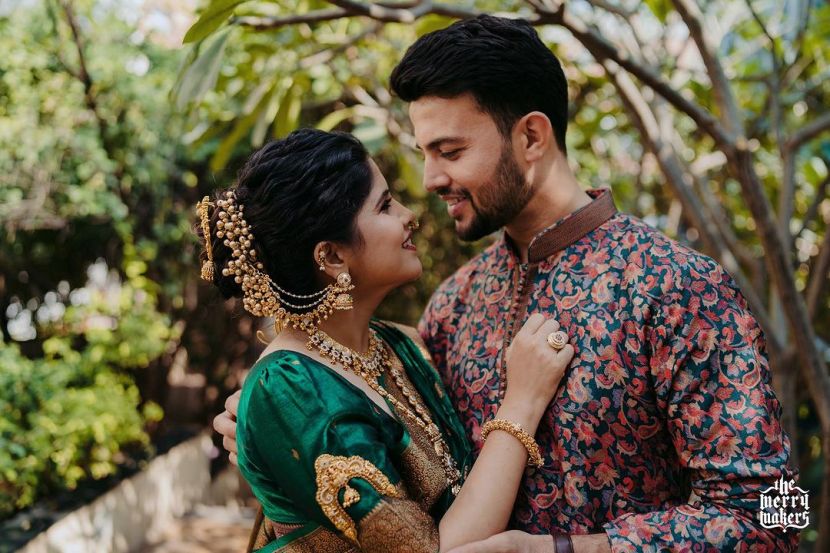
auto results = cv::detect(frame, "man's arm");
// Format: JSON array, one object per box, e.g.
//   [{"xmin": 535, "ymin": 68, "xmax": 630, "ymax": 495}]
[{"xmin": 603, "ymin": 258, "xmax": 798, "ymax": 552}]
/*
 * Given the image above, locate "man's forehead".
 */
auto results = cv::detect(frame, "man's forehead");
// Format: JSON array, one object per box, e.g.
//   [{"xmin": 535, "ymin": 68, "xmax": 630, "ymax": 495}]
[{"xmin": 409, "ymin": 95, "xmax": 491, "ymax": 145}]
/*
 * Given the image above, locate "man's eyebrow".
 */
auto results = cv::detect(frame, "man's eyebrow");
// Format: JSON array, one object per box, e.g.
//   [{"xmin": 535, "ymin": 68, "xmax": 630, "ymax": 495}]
[
  {"xmin": 374, "ymin": 189, "xmax": 391, "ymax": 210},
  {"xmin": 415, "ymin": 137, "xmax": 466, "ymax": 151}
]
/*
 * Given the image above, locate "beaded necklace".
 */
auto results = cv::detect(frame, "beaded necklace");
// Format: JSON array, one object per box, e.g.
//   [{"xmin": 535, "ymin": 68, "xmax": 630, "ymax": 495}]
[{"xmin": 308, "ymin": 328, "xmax": 462, "ymax": 495}]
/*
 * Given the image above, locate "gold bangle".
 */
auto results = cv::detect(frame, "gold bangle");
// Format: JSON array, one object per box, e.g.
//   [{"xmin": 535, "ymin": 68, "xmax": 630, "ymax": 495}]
[{"xmin": 480, "ymin": 419, "xmax": 544, "ymax": 467}]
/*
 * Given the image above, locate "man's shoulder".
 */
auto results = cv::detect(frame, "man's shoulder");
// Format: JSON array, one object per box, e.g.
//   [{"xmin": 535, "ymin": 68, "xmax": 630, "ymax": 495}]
[{"xmin": 607, "ymin": 213, "xmax": 723, "ymax": 276}]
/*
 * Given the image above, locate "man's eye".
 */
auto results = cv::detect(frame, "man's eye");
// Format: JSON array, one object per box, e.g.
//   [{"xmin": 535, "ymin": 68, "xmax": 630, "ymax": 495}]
[{"xmin": 440, "ymin": 149, "xmax": 462, "ymax": 159}]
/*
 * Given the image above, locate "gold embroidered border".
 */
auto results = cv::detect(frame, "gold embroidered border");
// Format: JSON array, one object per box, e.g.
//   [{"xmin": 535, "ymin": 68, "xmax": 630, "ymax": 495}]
[
  {"xmin": 314, "ymin": 454, "xmax": 401, "ymax": 544},
  {"xmin": 272, "ymin": 526, "xmax": 356, "ymax": 553},
  {"xmin": 357, "ymin": 497, "xmax": 439, "ymax": 552}
]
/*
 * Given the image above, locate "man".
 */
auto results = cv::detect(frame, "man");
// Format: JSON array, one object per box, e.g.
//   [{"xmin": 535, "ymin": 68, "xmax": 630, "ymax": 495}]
[{"xmin": 216, "ymin": 15, "xmax": 797, "ymax": 552}]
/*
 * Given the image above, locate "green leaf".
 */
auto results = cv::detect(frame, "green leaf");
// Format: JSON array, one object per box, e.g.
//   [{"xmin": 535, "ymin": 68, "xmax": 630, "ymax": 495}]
[
  {"xmin": 316, "ymin": 107, "xmax": 356, "ymax": 131},
  {"xmin": 174, "ymin": 30, "xmax": 230, "ymax": 110},
  {"xmin": 183, "ymin": 0, "xmax": 246, "ymax": 44},
  {"xmin": 274, "ymin": 82, "xmax": 303, "ymax": 138},
  {"xmin": 210, "ymin": 88, "xmax": 274, "ymax": 172},
  {"xmin": 643, "ymin": 0, "xmax": 670, "ymax": 23},
  {"xmin": 251, "ymin": 92, "xmax": 281, "ymax": 147},
  {"xmin": 415, "ymin": 14, "xmax": 455, "ymax": 37}
]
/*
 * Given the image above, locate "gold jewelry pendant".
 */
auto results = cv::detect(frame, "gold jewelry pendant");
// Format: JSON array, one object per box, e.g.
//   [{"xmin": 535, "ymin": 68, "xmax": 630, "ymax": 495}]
[
  {"xmin": 332, "ymin": 272, "xmax": 354, "ymax": 311},
  {"xmin": 334, "ymin": 293, "xmax": 353, "ymax": 310}
]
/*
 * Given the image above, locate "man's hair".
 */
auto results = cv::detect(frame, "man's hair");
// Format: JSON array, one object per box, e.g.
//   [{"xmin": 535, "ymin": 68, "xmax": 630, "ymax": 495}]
[{"xmin": 390, "ymin": 15, "xmax": 569, "ymax": 154}]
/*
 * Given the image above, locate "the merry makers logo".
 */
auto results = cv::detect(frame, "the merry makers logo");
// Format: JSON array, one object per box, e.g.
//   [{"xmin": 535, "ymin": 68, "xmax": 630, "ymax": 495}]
[{"xmin": 759, "ymin": 476, "xmax": 809, "ymax": 532}]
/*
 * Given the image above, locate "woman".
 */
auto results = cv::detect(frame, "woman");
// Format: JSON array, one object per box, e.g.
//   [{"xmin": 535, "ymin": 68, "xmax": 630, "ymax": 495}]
[{"xmin": 196, "ymin": 129, "xmax": 574, "ymax": 552}]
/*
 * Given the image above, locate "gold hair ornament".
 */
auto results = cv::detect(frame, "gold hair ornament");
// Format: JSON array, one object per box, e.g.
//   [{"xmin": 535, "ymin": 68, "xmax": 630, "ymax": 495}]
[
  {"xmin": 210, "ymin": 190, "xmax": 354, "ymax": 333},
  {"xmin": 196, "ymin": 196, "xmax": 215, "ymax": 281}
]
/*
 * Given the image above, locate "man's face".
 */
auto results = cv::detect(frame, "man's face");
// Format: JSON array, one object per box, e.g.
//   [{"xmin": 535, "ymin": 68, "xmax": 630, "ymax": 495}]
[{"xmin": 409, "ymin": 94, "xmax": 532, "ymax": 241}]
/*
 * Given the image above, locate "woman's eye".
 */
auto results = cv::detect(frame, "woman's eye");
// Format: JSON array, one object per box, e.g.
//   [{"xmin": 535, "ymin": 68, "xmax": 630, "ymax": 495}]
[{"xmin": 381, "ymin": 199, "xmax": 392, "ymax": 212}]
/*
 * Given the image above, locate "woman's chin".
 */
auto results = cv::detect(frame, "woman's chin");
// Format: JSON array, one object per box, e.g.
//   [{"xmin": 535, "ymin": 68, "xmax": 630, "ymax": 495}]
[{"xmin": 398, "ymin": 260, "xmax": 423, "ymax": 284}]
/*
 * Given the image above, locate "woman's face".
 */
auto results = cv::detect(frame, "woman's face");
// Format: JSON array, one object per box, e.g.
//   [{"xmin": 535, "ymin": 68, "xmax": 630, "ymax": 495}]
[{"xmin": 344, "ymin": 159, "xmax": 422, "ymax": 292}]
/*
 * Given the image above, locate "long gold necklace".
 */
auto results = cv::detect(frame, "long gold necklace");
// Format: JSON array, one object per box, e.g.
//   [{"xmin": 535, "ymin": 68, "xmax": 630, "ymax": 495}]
[{"xmin": 308, "ymin": 328, "xmax": 462, "ymax": 495}]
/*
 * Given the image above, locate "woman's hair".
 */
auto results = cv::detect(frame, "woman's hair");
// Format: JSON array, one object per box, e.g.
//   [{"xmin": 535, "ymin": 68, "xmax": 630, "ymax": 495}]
[
  {"xmin": 198, "ymin": 129, "xmax": 373, "ymax": 303},
  {"xmin": 390, "ymin": 15, "xmax": 569, "ymax": 155}
]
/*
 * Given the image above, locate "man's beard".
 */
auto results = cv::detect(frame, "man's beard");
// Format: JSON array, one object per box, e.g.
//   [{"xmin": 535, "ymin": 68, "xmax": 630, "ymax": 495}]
[{"xmin": 457, "ymin": 144, "xmax": 532, "ymax": 242}]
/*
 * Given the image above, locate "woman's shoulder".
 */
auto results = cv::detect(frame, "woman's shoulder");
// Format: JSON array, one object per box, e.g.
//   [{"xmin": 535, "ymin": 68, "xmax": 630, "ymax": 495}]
[
  {"xmin": 241, "ymin": 349, "xmax": 331, "ymax": 417},
  {"xmin": 248, "ymin": 349, "xmax": 315, "ymax": 386}
]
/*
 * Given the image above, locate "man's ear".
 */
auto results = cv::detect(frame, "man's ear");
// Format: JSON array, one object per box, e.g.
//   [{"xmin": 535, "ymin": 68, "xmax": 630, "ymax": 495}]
[{"xmin": 515, "ymin": 111, "xmax": 555, "ymax": 163}]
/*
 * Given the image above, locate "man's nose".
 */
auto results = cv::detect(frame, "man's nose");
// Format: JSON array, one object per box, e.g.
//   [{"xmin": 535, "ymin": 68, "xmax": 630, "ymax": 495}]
[{"xmin": 423, "ymin": 159, "xmax": 450, "ymax": 193}]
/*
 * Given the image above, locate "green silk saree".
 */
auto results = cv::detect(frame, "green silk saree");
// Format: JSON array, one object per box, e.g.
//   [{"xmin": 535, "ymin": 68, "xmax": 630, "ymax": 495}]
[{"xmin": 237, "ymin": 321, "xmax": 472, "ymax": 552}]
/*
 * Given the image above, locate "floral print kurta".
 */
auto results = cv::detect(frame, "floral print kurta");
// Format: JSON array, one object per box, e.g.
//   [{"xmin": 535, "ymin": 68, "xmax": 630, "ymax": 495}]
[{"xmin": 418, "ymin": 189, "xmax": 798, "ymax": 551}]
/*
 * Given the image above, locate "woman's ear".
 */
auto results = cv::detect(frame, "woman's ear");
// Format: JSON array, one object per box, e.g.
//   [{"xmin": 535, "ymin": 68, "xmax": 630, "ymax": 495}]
[{"xmin": 313, "ymin": 242, "xmax": 349, "ymax": 280}]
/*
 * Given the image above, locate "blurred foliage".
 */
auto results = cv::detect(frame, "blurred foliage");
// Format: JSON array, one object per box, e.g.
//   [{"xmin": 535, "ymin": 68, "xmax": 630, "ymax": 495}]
[
  {"xmin": 0, "ymin": 0, "xmax": 202, "ymax": 520},
  {"xmin": 0, "ymin": 279, "xmax": 171, "ymax": 517},
  {"xmin": 0, "ymin": 0, "xmax": 201, "ymax": 309}
]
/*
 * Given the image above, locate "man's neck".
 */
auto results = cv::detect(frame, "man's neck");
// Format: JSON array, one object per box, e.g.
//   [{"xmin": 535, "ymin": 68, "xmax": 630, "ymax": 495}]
[{"xmin": 504, "ymin": 160, "xmax": 591, "ymax": 263}]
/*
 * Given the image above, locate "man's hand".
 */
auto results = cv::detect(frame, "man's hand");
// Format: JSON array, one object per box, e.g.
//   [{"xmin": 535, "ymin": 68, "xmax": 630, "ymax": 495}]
[
  {"xmin": 213, "ymin": 390, "xmax": 241, "ymax": 466},
  {"xmin": 445, "ymin": 531, "xmax": 553, "ymax": 553},
  {"xmin": 445, "ymin": 532, "xmax": 611, "ymax": 553}
]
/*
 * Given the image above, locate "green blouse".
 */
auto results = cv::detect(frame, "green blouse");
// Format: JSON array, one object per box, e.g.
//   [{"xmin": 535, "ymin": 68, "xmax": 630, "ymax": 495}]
[{"xmin": 237, "ymin": 321, "xmax": 472, "ymax": 552}]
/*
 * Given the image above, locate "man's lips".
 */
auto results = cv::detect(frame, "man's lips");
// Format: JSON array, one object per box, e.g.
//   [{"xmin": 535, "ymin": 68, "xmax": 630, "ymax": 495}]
[{"xmin": 442, "ymin": 195, "xmax": 468, "ymax": 218}]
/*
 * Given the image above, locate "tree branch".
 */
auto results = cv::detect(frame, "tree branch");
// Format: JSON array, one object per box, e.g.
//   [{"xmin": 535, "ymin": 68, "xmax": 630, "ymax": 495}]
[
  {"xmin": 743, "ymin": 0, "xmax": 793, "ymax": 238},
  {"xmin": 670, "ymin": 0, "xmax": 742, "ymax": 134},
  {"xmin": 57, "ymin": 0, "xmax": 125, "ymax": 183},
  {"xmin": 585, "ymin": 0, "xmax": 636, "ymax": 19},
  {"xmin": 299, "ymin": 23, "xmax": 381, "ymax": 69},
  {"xmin": 531, "ymin": 5, "xmax": 737, "ymax": 150},
  {"xmin": 786, "ymin": 112, "xmax": 830, "ymax": 152},
  {"xmin": 329, "ymin": 0, "xmax": 479, "ymax": 21},
  {"xmin": 234, "ymin": 1, "xmax": 479, "ymax": 29},
  {"xmin": 797, "ymin": 171, "xmax": 830, "ymax": 238},
  {"xmin": 234, "ymin": 9, "xmax": 352, "ymax": 29},
  {"xmin": 241, "ymin": 1, "xmax": 737, "ymax": 151},
  {"xmin": 807, "ymin": 227, "xmax": 830, "ymax": 321}
]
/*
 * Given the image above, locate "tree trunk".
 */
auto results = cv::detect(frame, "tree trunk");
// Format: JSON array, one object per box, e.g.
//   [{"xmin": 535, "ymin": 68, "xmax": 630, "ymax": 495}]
[{"xmin": 770, "ymin": 348, "xmax": 799, "ymax": 470}]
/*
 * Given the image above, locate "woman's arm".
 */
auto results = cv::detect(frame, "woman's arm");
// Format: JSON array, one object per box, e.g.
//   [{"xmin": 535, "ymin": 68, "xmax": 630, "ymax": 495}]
[{"xmin": 437, "ymin": 314, "xmax": 574, "ymax": 551}]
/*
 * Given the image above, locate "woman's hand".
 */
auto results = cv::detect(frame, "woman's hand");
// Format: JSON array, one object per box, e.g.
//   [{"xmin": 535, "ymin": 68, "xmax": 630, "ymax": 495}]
[{"xmin": 501, "ymin": 314, "xmax": 574, "ymax": 432}]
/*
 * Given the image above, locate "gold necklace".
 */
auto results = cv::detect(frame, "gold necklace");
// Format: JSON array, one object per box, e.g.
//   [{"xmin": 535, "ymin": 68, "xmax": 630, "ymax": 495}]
[{"xmin": 308, "ymin": 328, "xmax": 462, "ymax": 495}]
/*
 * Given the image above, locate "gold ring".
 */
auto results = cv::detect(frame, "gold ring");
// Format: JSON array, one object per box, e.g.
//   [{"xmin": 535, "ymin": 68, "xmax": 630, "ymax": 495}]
[{"xmin": 546, "ymin": 331, "xmax": 568, "ymax": 351}]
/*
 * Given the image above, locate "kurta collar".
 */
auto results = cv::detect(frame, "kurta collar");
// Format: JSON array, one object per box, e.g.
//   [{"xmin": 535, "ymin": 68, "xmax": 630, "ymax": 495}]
[{"xmin": 503, "ymin": 188, "xmax": 617, "ymax": 264}]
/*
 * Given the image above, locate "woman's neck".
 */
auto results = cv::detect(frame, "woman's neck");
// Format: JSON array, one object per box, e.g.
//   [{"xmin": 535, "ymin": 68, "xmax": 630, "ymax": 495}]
[{"xmin": 314, "ymin": 289, "xmax": 384, "ymax": 353}]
